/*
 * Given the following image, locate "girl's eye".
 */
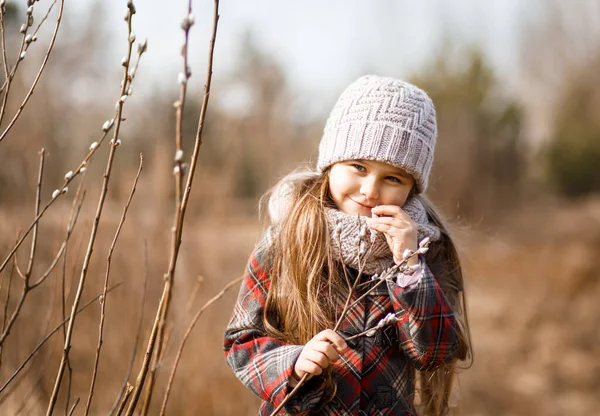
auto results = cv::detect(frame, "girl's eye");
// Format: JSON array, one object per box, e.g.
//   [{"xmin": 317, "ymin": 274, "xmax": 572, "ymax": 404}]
[
  {"xmin": 351, "ymin": 164, "xmax": 366, "ymax": 172},
  {"xmin": 386, "ymin": 176, "xmax": 402, "ymax": 183}
]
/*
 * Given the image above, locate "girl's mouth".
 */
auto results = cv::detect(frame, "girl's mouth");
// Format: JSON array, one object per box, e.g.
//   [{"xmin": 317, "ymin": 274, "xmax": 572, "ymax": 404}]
[{"xmin": 351, "ymin": 199, "xmax": 374, "ymax": 210}]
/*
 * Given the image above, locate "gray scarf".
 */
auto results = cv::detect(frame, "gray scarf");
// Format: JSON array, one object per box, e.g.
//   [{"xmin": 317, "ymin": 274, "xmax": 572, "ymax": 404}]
[{"xmin": 325, "ymin": 198, "xmax": 440, "ymax": 275}]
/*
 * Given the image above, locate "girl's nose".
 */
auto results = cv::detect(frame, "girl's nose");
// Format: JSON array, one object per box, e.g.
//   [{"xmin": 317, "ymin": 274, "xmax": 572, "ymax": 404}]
[{"xmin": 360, "ymin": 177, "xmax": 380, "ymax": 200}]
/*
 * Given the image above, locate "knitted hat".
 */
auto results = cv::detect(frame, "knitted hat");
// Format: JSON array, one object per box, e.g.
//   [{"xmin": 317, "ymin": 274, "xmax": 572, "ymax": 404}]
[{"xmin": 316, "ymin": 75, "xmax": 437, "ymax": 193}]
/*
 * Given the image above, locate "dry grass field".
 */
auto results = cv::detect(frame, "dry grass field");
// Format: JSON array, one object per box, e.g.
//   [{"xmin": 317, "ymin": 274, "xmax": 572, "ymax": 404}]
[{"xmin": 0, "ymin": 195, "xmax": 598, "ymax": 415}]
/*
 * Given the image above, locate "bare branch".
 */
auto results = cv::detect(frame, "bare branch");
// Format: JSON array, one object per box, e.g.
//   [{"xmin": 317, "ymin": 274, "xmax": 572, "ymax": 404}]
[
  {"xmin": 0, "ymin": 168, "xmax": 85, "ymax": 347},
  {"xmin": 0, "ymin": 0, "xmax": 66, "ymax": 145},
  {"xmin": 109, "ymin": 241, "xmax": 150, "ymax": 416},
  {"xmin": 124, "ymin": 281, "xmax": 169, "ymax": 416},
  {"xmin": 269, "ymin": 243, "xmax": 425, "ymax": 414},
  {"xmin": 138, "ymin": 1, "xmax": 220, "ymax": 413},
  {"xmin": 0, "ymin": 0, "xmax": 59, "ymax": 95},
  {"xmin": 45, "ymin": 7, "xmax": 143, "ymax": 413},
  {"xmin": 0, "ymin": 282, "xmax": 123, "ymax": 394},
  {"xmin": 30, "ymin": 187, "xmax": 86, "ymax": 291},
  {"xmin": 25, "ymin": 149, "xmax": 46, "ymax": 280},
  {"xmin": 0, "ymin": 245, "xmax": 16, "ymax": 369},
  {"xmin": 1, "ymin": 274, "xmax": 56, "ymax": 409},
  {"xmin": 115, "ymin": 383, "xmax": 134, "ymax": 416},
  {"xmin": 159, "ymin": 276, "xmax": 243, "ymax": 415},
  {"xmin": 67, "ymin": 397, "xmax": 79, "ymax": 416},
  {"xmin": 0, "ymin": 4, "xmax": 9, "ymax": 84},
  {"xmin": 84, "ymin": 154, "xmax": 143, "ymax": 415},
  {"xmin": 60, "ymin": 175, "xmax": 87, "ymax": 416}
]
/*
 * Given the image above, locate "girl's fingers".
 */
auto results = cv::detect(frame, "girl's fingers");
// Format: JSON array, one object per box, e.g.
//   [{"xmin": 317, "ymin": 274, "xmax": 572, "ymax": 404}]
[
  {"xmin": 296, "ymin": 358, "xmax": 324, "ymax": 376},
  {"xmin": 367, "ymin": 216, "xmax": 412, "ymax": 232},
  {"xmin": 303, "ymin": 348, "xmax": 331, "ymax": 369},
  {"xmin": 371, "ymin": 204, "xmax": 409, "ymax": 220},
  {"xmin": 314, "ymin": 329, "xmax": 348, "ymax": 352},
  {"xmin": 311, "ymin": 341, "xmax": 340, "ymax": 362}
]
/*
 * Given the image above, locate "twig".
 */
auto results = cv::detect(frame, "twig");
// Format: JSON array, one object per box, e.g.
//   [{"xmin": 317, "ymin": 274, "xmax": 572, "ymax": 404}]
[
  {"xmin": 139, "ymin": 3, "xmax": 195, "ymax": 412},
  {"xmin": 159, "ymin": 276, "xmax": 243, "ymax": 415},
  {"xmin": 33, "ymin": 173, "xmax": 87, "ymax": 291},
  {"xmin": 11, "ymin": 346, "xmax": 51, "ymax": 415},
  {"xmin": 0, "ymin": 26, "xmax": 148, "ymax": 278},
  {"xmin": 0, "ymin": 4, "xmax": 30, "ymax": 125},
  {"xmin": 344, "ymin": 312, "xmax": 401, "ymax": 341},
  {"xmin": 0, "ymin": 3, "xmax": 10, "ymax": 89},
  {"xmin": 0, "ymin": 0, "xmax": 59, "ymax": 95},
  {"xmin": 0, "ymin": 151, "xmax": 46, "ymax": 347},
  {"xmin": 0, "ymin": 282, "xmax": 123, "ymax": 394},
  {"xmin": 124, "ymin": 281, "xmax": 169, "ymax": 416},
  {"xmin": 269, "ymin": 241, "xmax": 426, "ymax": 415},
  {"xmin": 128, "ymin": 1, "xmax": 220, "ymax": 414},
  {"xmin": 3, "ymin": 274, "xmax": 57, "ymax": 411},
  {"xmin": 108, "ymin": 241, "xmax": 150, "ymax": 416},
  {"xmin": 0, "ymin": 177, "xmax": 85, "ymax": 349},
  {"xmin": 0, "ymin": 246, "xmax": 16, "ymax": 370},
  {"xmin": 67, "ymin": 397, "xmax": 79, "ymax": 416},
  {"xmin": 45, "ymin": 5, "xmax": 141, "ymax": 413},
  {"xmin": 115, "ymin": 383, "xmax": 134, "ymax": 416},
  {"xmin": 84, "ymin": 154, "xmax": 143, "ymax": 415},
  {"xmin": 63, "ymin": 155, "xmax": 88, "ymax": 416},
  {"xmin": 25, "ymin": 149, "xmax": 45, "ymax": 280},
  {"xmin": 155, "ymin": 274, "xmax": 204, "ymax": 367},
  {"xmin": 0, "ymin": 125, "xmax": 106, "ymax": 277},
  {"xmin": 269, "ymin": 226, "xmax": 377, "ymax": 415},
  {"xmin": 0, "ymin": 0, "xmax": 65, "ymax": 145}
]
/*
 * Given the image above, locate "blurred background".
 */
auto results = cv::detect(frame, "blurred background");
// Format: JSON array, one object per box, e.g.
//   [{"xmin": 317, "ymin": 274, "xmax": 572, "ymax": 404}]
[{"xmin": 0, "ymin": 0, "xmax": 599, "ymax": 414}]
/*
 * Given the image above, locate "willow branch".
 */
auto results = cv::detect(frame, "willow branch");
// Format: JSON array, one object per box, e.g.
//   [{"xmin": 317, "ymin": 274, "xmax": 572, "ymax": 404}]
[
  {"xmin": 84, "ymin": 154, "xmax": 143, "ymax": 415},
  {"xmin": 124, "ymin": 282, "xmax": 169, "ymax": 416},
  {"xmin": 130, "ymin": 1, "xmax": 220, "ymax": 414},
  {"xmin": 269, "ymin": 242, "xmax": 425, "ymax": 415},
  {"xmin": 115, "ymin": 384, "xmax": 134, "ymax": 416},
  {"xmin": 0, "ymin": 7, "xmax": 29, "ymax": 125},
  {"xmin": 159, "ymin": 276, "xmax": 243, "ymax": 415},
  {"xmin": 0, "ymin": 124, "xmax": 112, "ymax": 277},
  {"xmin": 0, "ymin": 151, "xmax": 46, "ymax": 347},
  {"xmin": 0, "ymin": 245, "xmax": 16, "ymax": 369},
  {"xmin": 67, "ymin": 397, "xmax": 79, "ymax": 416},
  {"xmin": 0, "ymin": 4, "xmax": 9, "ymax": 86},
  {"xmin": 0, "ymin": 0, "xmax": 65, "ymax": 144},
  {"xmin": 45, "ymin": 6, "xmax": 140, "ymax": 413},
  {"xmin": 0, "ymin": 33, "xmax": 149, "ymax": 277},
  {"xmin": 0, "ymin": 283, "xmax": 123, "ymax": 394},
  {"xmin": 139, "ymin": 4, "xmax": 195, "ymax": 412},
  {"xmin": 0, "ymin": 274, "xmax": 56, "ymax": 409},
  {"xmin": 108, "ymin": 241, "xmax": 149, "ymax": 416},
  {"xmin": 0, "ymin": 0, "xmax": 58, "ymax": 95},
  {"xmin": 61, "ymin": 176, "xmax": 87, "ymax": 416},
  {"xmin": 0, "ymin": 173, "xmax": 85, "ymax": 348},
  {"xmin": 24, "ymin": 149, "xmax": 45, "ymax": 280}
]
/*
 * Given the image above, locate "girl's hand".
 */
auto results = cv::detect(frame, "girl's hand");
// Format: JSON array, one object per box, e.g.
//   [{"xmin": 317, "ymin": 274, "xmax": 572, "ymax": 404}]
[
  {"xmin": 367, "ymin": 205, "xmax": 418, "ymax": 267},
  {"xmin": 291, "ymin": 329, "xmax": 347, "ymax": 384}
]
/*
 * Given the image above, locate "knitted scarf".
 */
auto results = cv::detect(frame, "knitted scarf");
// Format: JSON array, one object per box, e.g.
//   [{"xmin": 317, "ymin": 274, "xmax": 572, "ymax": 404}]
[{"xmin": 325, "ymin": 198, "xmax": 441, "ymax": 275}]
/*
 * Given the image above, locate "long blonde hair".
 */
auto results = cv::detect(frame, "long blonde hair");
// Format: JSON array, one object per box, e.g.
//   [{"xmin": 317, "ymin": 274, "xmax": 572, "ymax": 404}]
[{"xmin": 260, "ymin": 168, "xmax": 473, "ymax": 415}]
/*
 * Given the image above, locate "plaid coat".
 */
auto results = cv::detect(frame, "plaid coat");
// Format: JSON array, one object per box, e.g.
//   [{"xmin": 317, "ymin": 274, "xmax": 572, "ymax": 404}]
[{"xmin": 223, "ymin": 235, "xmax": 459, "ymax": 415}]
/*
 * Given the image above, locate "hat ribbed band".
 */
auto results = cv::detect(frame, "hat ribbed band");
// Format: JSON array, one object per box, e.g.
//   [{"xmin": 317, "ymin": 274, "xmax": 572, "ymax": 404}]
[{"xmin": 317, "ymin": 76, "xmax": 437, "ymax": 193}]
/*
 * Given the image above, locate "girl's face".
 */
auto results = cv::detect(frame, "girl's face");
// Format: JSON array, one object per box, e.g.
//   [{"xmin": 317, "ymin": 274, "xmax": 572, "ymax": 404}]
[{"xmin": 328, "ymin": 160, "xmax": 415, "ymax": 216}]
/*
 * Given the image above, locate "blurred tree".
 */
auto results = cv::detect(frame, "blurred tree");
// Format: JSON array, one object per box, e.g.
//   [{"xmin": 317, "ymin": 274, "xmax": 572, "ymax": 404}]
[
  {"xmin": 543, "ymin": 68, "xmax": 600, "ymax": 197},
  {"xmin": 517, "ymin": 0, "xmax": 600, "ymax": 198},
  {"xmin": 216, "ymin": 31, "xmax": 292, "ymax": 202},
  {"xmin": 410, "ymin": 48, "xmax": 527, "ymax": 220}
]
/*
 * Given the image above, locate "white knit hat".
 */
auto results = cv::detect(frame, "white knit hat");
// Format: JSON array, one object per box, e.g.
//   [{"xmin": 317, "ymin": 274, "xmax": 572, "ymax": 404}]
[{"xmin": 316, "ymin": 75, "xmax": 437, "ymax": 193}]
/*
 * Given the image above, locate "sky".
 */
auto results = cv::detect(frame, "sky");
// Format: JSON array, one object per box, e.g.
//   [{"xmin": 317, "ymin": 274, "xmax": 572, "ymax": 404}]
[{"xmin": 65, "ymin": 0, "xmax": 527, "ymax": 118}]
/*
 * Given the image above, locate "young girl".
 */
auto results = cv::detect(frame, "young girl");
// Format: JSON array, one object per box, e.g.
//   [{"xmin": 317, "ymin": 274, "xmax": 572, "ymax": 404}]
[{"xmin": 224, "ymin": 75, "xmax": 472, "ymax": 415}]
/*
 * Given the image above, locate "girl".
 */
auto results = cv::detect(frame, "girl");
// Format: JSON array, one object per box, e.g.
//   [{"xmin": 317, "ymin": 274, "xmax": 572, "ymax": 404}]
[{"xmin": 224, "ymin": 75, "xmax": 472, "ymax": 415}]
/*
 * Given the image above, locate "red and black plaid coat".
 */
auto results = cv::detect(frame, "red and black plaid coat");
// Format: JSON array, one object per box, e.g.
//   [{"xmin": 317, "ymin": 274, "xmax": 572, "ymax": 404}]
[{"xmin": 223, "ymin": 234, "xmax": 459, "ymax": 415}]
